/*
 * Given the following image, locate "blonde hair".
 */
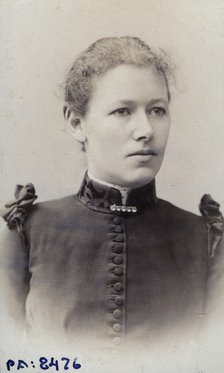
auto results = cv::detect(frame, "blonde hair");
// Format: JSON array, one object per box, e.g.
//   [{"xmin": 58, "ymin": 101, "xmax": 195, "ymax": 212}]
[{"xmin": 64, "ymin": 36, "xmax": 172, "ymax": 117}]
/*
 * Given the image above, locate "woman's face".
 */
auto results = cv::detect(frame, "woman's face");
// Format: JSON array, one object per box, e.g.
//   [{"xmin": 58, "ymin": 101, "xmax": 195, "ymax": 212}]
[{"xmin": 74, "ymin": 64, "xmax": 171, "ymax": 187}]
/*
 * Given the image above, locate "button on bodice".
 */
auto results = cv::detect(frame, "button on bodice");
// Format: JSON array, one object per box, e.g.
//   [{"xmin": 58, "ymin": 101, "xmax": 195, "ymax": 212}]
[
  {"xmin": 114, "ymin": 267, "xmax": 123, "ymax": 276},
  {"xmin": 114, "ymin": 256, "xmax": 123, "ymax": 265}
]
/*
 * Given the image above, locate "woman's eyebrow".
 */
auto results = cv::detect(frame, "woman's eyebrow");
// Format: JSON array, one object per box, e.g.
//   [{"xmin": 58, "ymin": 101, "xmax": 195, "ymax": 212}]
[
  {"xmin": 109, "ymin": 97, "xmax": 168, "ymax": 108},
  {"xmin": 109, "ymin": 99, "xmax": 136, "ymax": 107},
  {"xmin": 147, "ymin": 98, "xmax": 169, "ymax": 105}
]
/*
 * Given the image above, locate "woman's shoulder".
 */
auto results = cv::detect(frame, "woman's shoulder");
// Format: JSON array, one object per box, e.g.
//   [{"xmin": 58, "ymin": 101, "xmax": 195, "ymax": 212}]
[
  {"xmin": 157, "ymin": 194, "xmax": 223, "ymax": 225},
  {"xmin": 156, "ymin": 198, "xmax": 205, "ymax": 233},
  {"xmin": 19, "ymin": 196, "xmax": 80, "ymax": 234},
  {"xmin": 157, "ymin": 197, "xmax": 201, "ymax": 217},
  {"xmin": 157, "ymin": 195, "xmax": 224, "ymax": 261},
  {"xmin": 29, "ymin": 194, "xmax": 79, "ymax": 219}
]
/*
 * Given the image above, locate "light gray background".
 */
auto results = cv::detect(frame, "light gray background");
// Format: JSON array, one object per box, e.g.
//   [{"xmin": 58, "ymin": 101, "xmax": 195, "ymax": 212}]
[
  {"xmin": 0, "ymin": 0, "xmax": 224, "ymax": 214},
  {"xmin": 0, "ymin": 1, "xmax": 224, "ymax": 371}
]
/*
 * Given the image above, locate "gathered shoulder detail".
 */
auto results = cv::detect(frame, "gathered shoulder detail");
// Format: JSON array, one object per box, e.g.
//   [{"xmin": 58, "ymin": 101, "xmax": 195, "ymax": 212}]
[
  {"xmin": 199, "ymin": 194, "xmax": 224, "ymax": 262},
  {"xmin": 0, "ymin": 183, "xmax": 38, "ymax": 251}
]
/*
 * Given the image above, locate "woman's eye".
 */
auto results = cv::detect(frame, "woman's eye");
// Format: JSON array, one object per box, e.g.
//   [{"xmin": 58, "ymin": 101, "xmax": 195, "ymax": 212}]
[
  {"xmin": 148, "ymin": 107, "xmax": 166, "ymax": 117},
  {"xmin": 112, "ymin": 108, "xmax": 131, "ymax": 117}
]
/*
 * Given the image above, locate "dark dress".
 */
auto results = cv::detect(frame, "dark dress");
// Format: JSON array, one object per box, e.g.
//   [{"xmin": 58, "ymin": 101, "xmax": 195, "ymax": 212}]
[{"xmin": 0, "ymin": 173, "xmax": 223, "ymax": 349}]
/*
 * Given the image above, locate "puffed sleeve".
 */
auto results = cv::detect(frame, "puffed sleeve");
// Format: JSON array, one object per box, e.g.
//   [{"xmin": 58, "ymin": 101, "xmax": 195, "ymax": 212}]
[
  {"xmin": 0, "ymin": 184, "xmax": 37, "ymax": 331},
  {"xmin": 199, "ymin": 194, "xmax": 224, "ymax": 262},
  {"xmin": 199, "ymin": 194, "xmax": 224, "ymax": 317}
]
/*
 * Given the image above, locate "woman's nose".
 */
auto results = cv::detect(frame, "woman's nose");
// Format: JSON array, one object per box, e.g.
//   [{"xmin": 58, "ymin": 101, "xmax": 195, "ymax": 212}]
[{"xmin": 131, "ymin": 112, "xmax": 154, "ymax": 142}]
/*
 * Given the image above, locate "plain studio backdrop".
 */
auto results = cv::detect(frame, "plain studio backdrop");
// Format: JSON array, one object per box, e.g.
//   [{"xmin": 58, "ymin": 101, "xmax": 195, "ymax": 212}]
[
  {"xmin": 0, "ymin": 0, "xmax": 224, "ymax": 214},
  {"xmin": 0, "ymin": 1, "xmax": 224, "ymax": 372}
]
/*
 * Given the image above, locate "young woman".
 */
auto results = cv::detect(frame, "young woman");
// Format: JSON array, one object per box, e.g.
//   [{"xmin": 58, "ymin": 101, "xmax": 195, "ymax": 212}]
[{"xmin": 1, "ymin": 36, "xmax": 223, "ymax": 350}]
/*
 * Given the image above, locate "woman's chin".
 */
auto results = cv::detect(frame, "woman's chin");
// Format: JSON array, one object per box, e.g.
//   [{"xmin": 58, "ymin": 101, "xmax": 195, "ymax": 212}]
[{"xmin": 114, "ymin": 171, "xmax": 157, "ymax": 188}]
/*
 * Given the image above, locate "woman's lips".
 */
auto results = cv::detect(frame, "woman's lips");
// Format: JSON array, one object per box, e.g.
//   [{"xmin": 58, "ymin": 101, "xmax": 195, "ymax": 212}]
[
  {"xmin": 127, "ymin": 149, "xmax": 157, "ymax": 163},
  {"xmin": 128, "ymin": 149, "xmax": 157, "ymax": 157}
]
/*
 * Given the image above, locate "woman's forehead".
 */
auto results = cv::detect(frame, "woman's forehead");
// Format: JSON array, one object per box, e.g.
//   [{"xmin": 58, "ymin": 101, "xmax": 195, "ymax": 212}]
[{"xmin": 89, "ymin": 64, "xmax": 169, "ymax": 105}]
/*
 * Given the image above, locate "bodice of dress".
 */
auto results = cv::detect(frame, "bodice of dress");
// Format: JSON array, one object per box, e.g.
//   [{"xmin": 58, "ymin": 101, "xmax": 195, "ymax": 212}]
[{"xmin": 1, "ymin": 173, "xmax": 223, "ymax": 350}]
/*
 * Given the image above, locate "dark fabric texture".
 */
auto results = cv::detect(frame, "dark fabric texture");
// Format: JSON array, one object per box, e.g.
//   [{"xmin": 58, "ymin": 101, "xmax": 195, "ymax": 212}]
[{"xmin": 0, "ymin": 174, "xmax": 218, "ymax": 348}]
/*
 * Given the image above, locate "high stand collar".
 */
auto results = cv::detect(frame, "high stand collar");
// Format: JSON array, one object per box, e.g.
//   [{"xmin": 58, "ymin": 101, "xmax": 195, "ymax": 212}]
[{"xmin": 77, "ymin": 172, "xmax": 158, "ymax": 215}]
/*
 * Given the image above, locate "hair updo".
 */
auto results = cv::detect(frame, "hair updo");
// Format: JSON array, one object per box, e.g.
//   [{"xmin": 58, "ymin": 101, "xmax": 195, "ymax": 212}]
[{"xmin": 64, "ymin": 36, "xmax": 172, "ymax": 117}]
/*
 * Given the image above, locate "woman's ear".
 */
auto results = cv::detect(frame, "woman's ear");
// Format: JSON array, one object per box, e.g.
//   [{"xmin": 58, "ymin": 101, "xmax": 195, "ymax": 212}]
[{"xmin": 64, "ymin": 105, "xmax": 86, "ymax": 143}]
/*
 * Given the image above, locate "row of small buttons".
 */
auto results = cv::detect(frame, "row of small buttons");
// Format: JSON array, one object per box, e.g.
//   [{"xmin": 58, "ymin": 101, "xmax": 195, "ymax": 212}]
[{"xmin": 107, "ymin": 216, "xmax": 126, "ymax": 347}]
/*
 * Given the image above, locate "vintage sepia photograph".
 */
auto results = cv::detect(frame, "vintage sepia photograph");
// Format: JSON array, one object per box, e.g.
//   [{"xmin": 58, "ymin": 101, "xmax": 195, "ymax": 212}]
[{"xmin": 0, "ymin": 1, "xmax": 224, "ymax": 372}]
